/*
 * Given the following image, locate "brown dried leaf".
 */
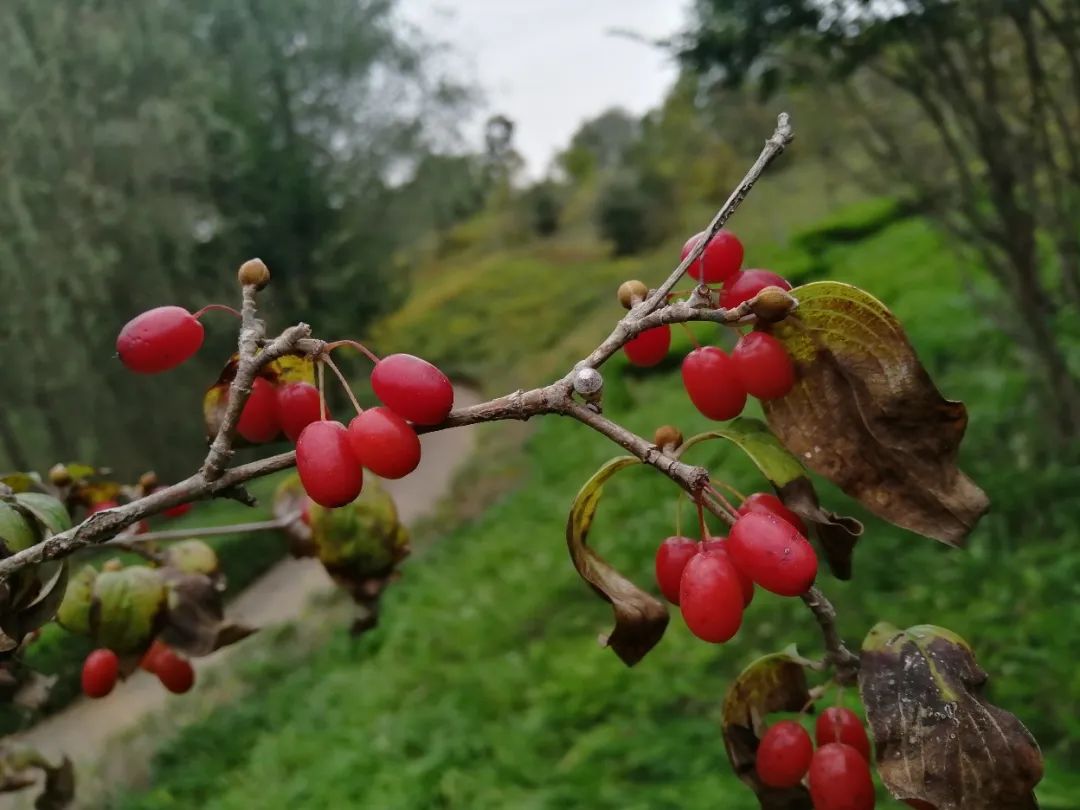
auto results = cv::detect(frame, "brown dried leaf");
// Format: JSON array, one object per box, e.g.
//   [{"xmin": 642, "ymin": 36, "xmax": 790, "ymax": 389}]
[
  {"xmin": 859, "ymin": 623, "xmax": 1043, "ymax": 809},
  {"xmin": 566, "ymin": 456, "xmax": 668, "ymax": 667},
  {"xmin": 35, "ymin": 756, "xmax": 73, "ymax": 810},
  {"xmin": 763, "ymin": 282, "xmax": 988, "ymax": 545},
  {"xmin": 273, "ymin": 474, "xmax": 316, "ymax": 558},
  {"xmin": 203, "ymin": 351, "xmax": 316, "ymax": 443},
  {"xmin": 159, "ymin": 570, "xmax": 255, "ymax": 657}
]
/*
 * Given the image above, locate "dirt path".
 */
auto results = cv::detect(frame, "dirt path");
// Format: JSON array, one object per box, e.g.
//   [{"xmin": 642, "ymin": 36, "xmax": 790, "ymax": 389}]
[{"xmin": 3, "ymin": 387, "xmax": 482, "ymax": 805}]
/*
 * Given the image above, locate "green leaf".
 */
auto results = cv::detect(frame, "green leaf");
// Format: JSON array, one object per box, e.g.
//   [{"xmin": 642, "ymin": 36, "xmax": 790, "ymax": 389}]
[
  {"xmin": 13, "ymin": 494, "xmax": 71, "ymax": 535},
  {"xmin": 679, "ymin": 417, "xmax": 805, "ymax": 486},
  {"xmin": 0, "ymin": 502, "xmax": 40, "ymax": 556},
  {"xmin": 566, "ymin": 456, "xmax": 668, "ymax": 667},
  {"xmin": 0, "ymin": 473, "xmax": 41, "ymax": 494},
  {"xmin": 0, "ymin": 563, "xmax": 68, "ymax": 641}
]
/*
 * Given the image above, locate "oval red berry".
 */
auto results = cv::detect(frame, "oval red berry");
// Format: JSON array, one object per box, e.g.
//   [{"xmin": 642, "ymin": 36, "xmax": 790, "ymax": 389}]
[
  {"xmin": 371, "ymin": 354, "xmax": 454, "ymax": 426},
  {"xmin": 155, "ymin": 648, "xmax": 196, "ymax": 694},
  {"xmin": 654, "ymin": 536, "xmax": 699, "ymax": 604},
  {"xmin": 82, "ymin": 648, "xmax": 119, "ymax": 698},
  {"xmin": 808, "ymin": 743, "xmax": 876, "ymax": 810},
  {"xmin": 815, "ymin": 707, "xmax": 872, "ymax": 762},
  {"xmin": 720, "ymin": 270, "xmax": 792, "ymax": 310},
  {"xmin": 277, "ymin": 382, "xmax": 324, "ymax": 443},
  {"xmin": 738, "ymin": 492, "xmax": 807, "ymax": 535},
  {"xmin": 756, "ymin": 720, "xmax": 814, "ymax": 788},
  {"xmin": 117, "ymin": 306, "xmax": 204, "ymax": 374},
  {"xmin": 727, "ymin": 511, "xmax": 818, "ymax": 596},
  {"xmin": 624, "ymin": 324, "xmax": 671, "ymax": 367},
  {"xmin": 678, "ymin": 550, "xmax": 744, "ymax": 643},
  {"xmin": 681, "ymin": 346, "xmax": 747, "ymax": 421},
  {"xmin": 296, "ymin": 421, "xmax": 364, "ymax": 508},
  {"xmin": 701, "ymin": 538, "xmax": 754, "ymax": 606},
  {"xmin": 347, "ymin": 407, "xmax": 422, "ymax": 480},
  {"xmin": 682, "ymin": 230, "xmax": 743, "ymax": 284},
  {"xmin": 236, "ymin": 377, "xmax": 281, "ymax": 443},
  {"xmin": 732, "ymin": 332, "xmax": 795, "ymax": 400}
]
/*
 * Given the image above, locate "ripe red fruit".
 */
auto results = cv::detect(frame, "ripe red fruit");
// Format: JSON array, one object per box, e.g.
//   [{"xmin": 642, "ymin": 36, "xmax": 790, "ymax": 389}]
[
  {"xmin": 815, "ymin": 707, "xmax": 872, "ymax": 762},
  {"xmin": 756, "ymin": 720, "xmax": 814, "ymax": 788},
  {"xmin": 347, "ymin": 407, "xmax": 422, "ymax": 480},
  {"xmin": 678, "ymin": 550, "xmax": 744, "ymax": 643},
  {"xmin": 139, "ymin": 639, "xmax": 170, "ymax": 672},
  {"xmin": 681, "ymin": 347, "xmax": 747, "ymax": 421},
  {"xmin": 236, "ymin": 377, "xmax": 281, "ymax": 443},
  {"xmin": 296, "ymin": 421, "xmax": 363, "ymax": 508},
  {"xmin": 155, "ymin": 648, "xmax": 196, "ymax": 694},
  {"xmin": 727, "ymin": 511, "xmax": 818, "ymax": 596},
  {"xmin": 654, "ymin": 536, "xmax": 699, "ymax": 604},
  {"xmin": 163, "ymin": 501, "xmax": 192, "ymax": 519},
  {"xmin": 808, "ymin": 743, "xmax": 876, "ymax": 810},
  {"xmin": 720, "ymin": 270, "xmax": 792, "ymax": 310},
  {"xmin": 82, "ymin": 649, "xmax": 119, "ymax": 698},
  {"xmin": 701, "ymin": 538, "xmax": 754, "ymax": 606},
  {"xmin": 732, "ymin": 332, "xmax": 795, "ymax": 400},
  {"xmin": 681, "ymin": 230, "xmax": 744, "ymax": 284},
  {"xmin": 371, "ymin": 354, "xmax": 454, "ymax": 426},
  {"xmin": 117, "ymin": 306, "xmax": 205, "ymax": 374},
  {"xmin": 87, "ymin": 500, "xmax": 119, "ymax": 516},
  {"xmin": 277, "ymin": 382, "xmax": 324, "ymax": 443},
  {"xmin": 624, "ymin": 325, "xmax": 672, "ymax": 367},
  {"xmin": 738, "ymin": 492, "xmax": 808, "ymax": 535}
]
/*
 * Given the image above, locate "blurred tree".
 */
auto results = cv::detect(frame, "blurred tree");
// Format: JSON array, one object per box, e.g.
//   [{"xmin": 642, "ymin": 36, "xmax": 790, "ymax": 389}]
[
  {"xmin": 520, "ymin": 180, "xmax": 563, "ymax": 238},
  {"xmin": 557, "ymin": 108, "xmax": 639, "ymax": 183}
]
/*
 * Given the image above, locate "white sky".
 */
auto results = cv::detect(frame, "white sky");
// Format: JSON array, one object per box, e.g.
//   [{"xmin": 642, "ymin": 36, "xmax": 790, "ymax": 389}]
[{"xmin": 399, "ymin": 1, "xmax": 689, "ymax": 178}]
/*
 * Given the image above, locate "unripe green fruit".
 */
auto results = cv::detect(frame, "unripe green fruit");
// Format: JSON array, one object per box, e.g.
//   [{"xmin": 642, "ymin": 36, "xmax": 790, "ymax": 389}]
[
  {"xmin": 165, "ymin": 540, "xmax": 219, "ymax": 577},
  {"xmin": 57, "ymin": 565, "xmax": 98, "ymax": 636},
  {"xmin": 92, "ymin": 566, "xmax": 167, "ymax": 653},
  {"xmin": 0, "ymin": 503, "xmax": 39, "ymax": 555}
]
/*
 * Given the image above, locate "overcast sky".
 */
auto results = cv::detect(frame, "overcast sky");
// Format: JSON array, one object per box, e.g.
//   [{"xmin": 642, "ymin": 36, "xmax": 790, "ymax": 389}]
[{"xmin": 398, "ymin": 1, "xmax": 689, "ymax": 177}]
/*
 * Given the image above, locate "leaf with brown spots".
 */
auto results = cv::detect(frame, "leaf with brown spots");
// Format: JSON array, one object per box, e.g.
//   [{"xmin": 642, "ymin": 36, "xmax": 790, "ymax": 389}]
[
  {"xmin": 158, "ymin": 570, "xmax": 254, "ymax": 657},
  {"xmin": 859, "ymin": 623, "xmax": 1043, "ymax": 809},
  {"xmin": 763, "ymin": 282, "xmax": 988, "ymax": 546}
]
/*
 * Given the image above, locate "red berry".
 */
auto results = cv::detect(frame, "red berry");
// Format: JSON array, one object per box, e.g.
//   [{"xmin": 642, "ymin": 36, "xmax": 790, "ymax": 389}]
[
  {"xmin": 163, "ymin": 501, "xmax": 192, "ymax": 519},
  {"xmin": 117, "ymin": 306, "xmax": 205, "ymax": 374},
  {"xmin": 681, "ymin": 230, "xmax": 744, "ymax": 284},
  {"xmin": 732, "ymin": 332, "xmax": 795, "ymax": 400},
  {"xmin": 347, "ymin": 407, "xmax": 422, "ymax": 480},
  {"xmin": 81, "ymin": 649, "xmax": 119, "ymax": 698},
  {"xmin": 681, "ymin": 347, "xmax": 747, "ymax": 421},
  {"xmin": 815, "ymin": 707, "xmax": 872, "ymax": 762},
  {"xmin": 155, "ymin": 648, "xmax": 195, "ymax": 694},
  {"xmin": 756, "ymin": 720, "xmax": 814, "ymax": 788},
  {"xmin": 139, "ymin": 639, "xmax": 170, "ymax": 673},
  {"xmin": 654, "ymin": 536, "xmax": 699, "ymax": 604},
  {"xmin": 87, "ymin": 500, "xmax": 119, "ymax": 516},
  {"xmin": 624, "ymin": 325, "xmax": 671, "ymax": 367},
  {"xmin": 300, "ymin": 500, "xmax": 312, "ymax": 526},
  {"xmin": 277, "ymin": 382, "xmax": 324, "ymax": 443},
  {"xmin": 808, "ymin": 743, "xmax": 876, "ymax": 810},
  {"xmin": 738, "ymin": 492, "xmax": 808, "ymax": 535},
  {"xmin": 678, "ymin": 550, "xmax": 744, "ymax": 643},
  {"xmin": 236, "ymin": 377, "xmax": 281, "ymax": 443},
  {"xmin": 701, "ymin": 538, "xmax": 754, "ymax": 606},
  {"xmin": 296, "ymin": 421, "xmax": 363, "ymax": 508},
  {"xmin": 371, "ymin": 354, "xmax": 454, "ymax": 426},
  {"xmin": 720, "ymin": 270, "xmax": 792, "ymax": 310},
  {"xmin": 728, "ymin": 512, "xmax": 817, "ymax": 596}
]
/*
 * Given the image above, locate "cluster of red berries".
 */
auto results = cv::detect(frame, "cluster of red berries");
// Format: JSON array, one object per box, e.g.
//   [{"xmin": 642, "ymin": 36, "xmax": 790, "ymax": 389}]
[
  {"xmin": 81, "ymin": 641, "xmax": 195, "ymax": 699},
  {"xmin": 621, "ymin": 230, "xmax": 797, "ymax": 421},
  {"xmin": 655, "ymin": 493, "xmax": 817, "ymax": 643},
  {"xmin": 756, "ymin": 707, "xmax": 876, "ymax": 809}
]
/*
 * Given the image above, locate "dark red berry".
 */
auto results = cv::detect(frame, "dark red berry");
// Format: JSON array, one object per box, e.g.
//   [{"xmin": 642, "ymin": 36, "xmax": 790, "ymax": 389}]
[
  {"xmin": 347, "ymin": 407, "xmax": 422, "ymax": 480},
  {"xmin": 296, "ymin": 421, "xmax": 363, "ymax": 508},
  {"xmin": 162, "ymin": 501, "xmax": 192, "ymax": 519},
  {"xmin": 624, "ymin": 325, "xmax": 672, "ymax": 367},
  {"xmin": 815, "ymin": 707, "xmax": 872, "ymax": 762},
  {"xmin": 681, "ymin": 347, "xmax": 747, "ymax": 421},
  {"xmin": 236, "ymin": 377, "xmax": 281, "ymax": 443},
  {"xmin": 808, "ymin": 743, "xmax": 876, "ymax": 810},
  {"xmin": 732, "ymin": 332, "xmax": 795, "ymax": 400},
  {"xmin": 139, "ymin": 639, "xmax": 169, "ymax": 672},
  {"xmin": 277, "ymin": 382, "xmax": 324, "ymax": 443},
  {"xmin": 82, "ymin": 649, "xmax": 119, "ymax": 698},
  {"xmin": 678, "ymin": 550, "xmax": 744, "ymax": 643},
  {"xmin": 681, "ymin": 230, "xmax": 744, "ymax": 284},
  {"xmin": 117, "ymin": 306, "xmax": 205, "ymax": 374},
  {"xmin": 757, "ymin": 720, "xmax": 814, "ymax": 788},
  {"xmin": 701, "ymin": 538, "xmax": 754, "ymax": 606},
  {"xmin": 371, "ymin": 354, "xmax": 454, "ymax": 426},
  {"xmin": 654, "ymin": 536, "xmax": 699, "ymax": 604},
  {"xmin": 87, "ymin": 500, "xmax": 119, "ymax": 516},
  {"xmin": 727, "ymin": 511, "xmax": 818, "ymax": 596},
  {"xmin": 720, "ymin": 270, "xmax": 792, "ymax": 310},
  {"xmin": 738, "ymin": 492, "xmax": 808, "ymax": 535},
  {"xmin": 155, "ymin": 648, "xmax": 195, "ymax": 694}
]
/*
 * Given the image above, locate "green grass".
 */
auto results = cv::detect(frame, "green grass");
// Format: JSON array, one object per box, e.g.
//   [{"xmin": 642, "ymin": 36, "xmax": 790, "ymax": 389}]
[{"xmin": 112, "ymin": 203, "xmax": 1080, "ymax": 808}]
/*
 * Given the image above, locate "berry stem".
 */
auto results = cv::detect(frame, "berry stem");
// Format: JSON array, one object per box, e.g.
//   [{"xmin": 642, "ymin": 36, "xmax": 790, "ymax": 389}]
[
  {"xmin": 696, "ymin": 499, "xmax": 709, "ymax": 541},
  {"xmin": 325, "ymin": 339, "xmax": 381, "ymax": 366},
  {"xmin": 674, "ymin": 493, "xmax": 684, "ymax": 537},
  {"xmin": 713, "ymin": 479, "xmax": 747, "ymax": 503},
  {"xmin": 324, "ymin": 355, "xmax": 364, "ymax": 416},
  {"xmin": 317, "ymin": 360, "xmax": 328, "ymax": 421},
  {"xmin": 191, "ymin": 303, "xmax": 243, "ymax": 320},
  {"xmin": 102, "ymin": 513, "xmax": 302, "ymax": 546},
  {"xmin": 705, "ymin": 483, "xmax": 740, "ymax": 520},
  {"xmin": 679, "ymin": 323, "xmax": 701, "ymax": 349}
]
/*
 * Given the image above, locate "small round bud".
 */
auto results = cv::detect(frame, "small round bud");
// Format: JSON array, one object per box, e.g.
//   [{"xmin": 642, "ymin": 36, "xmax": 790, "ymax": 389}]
[
  {"xmin": 749, "ymin": 286, "xmax": 797, "ymax": 324},
  {"xmin": 653, "ymin": 425, "xmax": 683, "ymax": 450},
  {"xmin": 48, "ymin": 464, "xmax": 72, "ymax": 487},
  {"xmin": 102, "ymin": 559, "xmax": 124, "ymax": 572},
  {"xmin": 138, "ymin": 471, "xmax": 159, "ymax": 492},
  {"xmin": 617, "ymin": 280, "xmax": 649, "ymax": 309},
  {"xmin": 573, "ymin": 367, "xmax": 604, "ymax": 398},
  {"xmin": 238, "ymin": 258, "xmax": 270, "ymax": 289}
]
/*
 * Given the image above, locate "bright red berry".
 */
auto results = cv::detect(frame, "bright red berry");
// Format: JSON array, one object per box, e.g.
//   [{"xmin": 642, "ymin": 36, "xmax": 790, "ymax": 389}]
[
  {"xmin": 277, "ymin": 382, "xmax": 324, "ymax": 443},
  {"xmin": 235, "ymin": 377, "xmax": 281, "ymax": 443},
  {"xmin": 808, "ymin": 743, "xmax": 876, "ymax": 810},
  {"xmin": 727, "ymin": 511, "xmax": 818, "ymax": 596},
  {"xmin": 371, "ymin": 354, "xmax": 454, "ymax": 426},
  {"xmin": 681, "ymin": 230, "xmax": 744, "ymax": 284},
  {"xmin": 163, "ymin": 501, "xmax": 192, "ymax": 519},
  {"xmin": 678, "ymin": 550, "xmax": 744, "ymax": 643},
  {"xmin": 732, "ymin": 332, "xmax": 795, "ymax": 400},
  {"xmin": 720, "ymin": 270, "xmax": 792, "ymax": 310},
  {"xmin": 347, "ymin": 407, "xmax": 422, "ymax": 480},
  {"xmin": 139, "ymin": 639, "xmax": 170, "ymax": 673},
  {"xmin": 756, "ymin": 720, "xmax": 814, "ymax": 788},
  {"xmin": 654, "ymin": 536, "xmax": 699, "ymax": 604},
  {"xmin": 154, "ymin": 648, "xmax": 195, "ymax": 694},
  {"xmin": 296, "ymin": 421, "xmax": 363, "ymax": 508},
  {"xmin": 624, "ymin": 325, "xmax": 672, "ymax": 367},
  {"xmin": 701, "ymin": 538, "xmax": 754, "ymax": 606},
  {"xmin": 738, "ymin": 492, "xmax": 808, "ymax": 535},
  {"xmin": 816, "ymin": 707, "xmax": 872, "ymax": 762},
  {"xmin": 117, "ymin": 306, "xmax": 205, "ymax": 374},
  {"xmin": 82, "ymin": 648, "xmax": 119, "ymax": 698},
  {"xmin": 681, "ymin": 347, "xmax": 747, "ymax": 421}
]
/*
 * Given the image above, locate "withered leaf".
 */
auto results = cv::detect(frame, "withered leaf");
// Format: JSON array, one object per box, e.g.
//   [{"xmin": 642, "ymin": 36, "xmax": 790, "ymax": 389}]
[
  {"xmin": 763, "ymin": 282, "xmax": 988, "ymax": 545},
  {"xmin": 0, "ymin": 563, "xmax": 68, "ymax": 642},
  {"xmin": 35, "ymin": 756, "xmax": 74, "ymax": 810},
  {"xmin": 859, "ymin": 623, "xmax": 1043, "ymax": 809},
  {"xmin": 159, "ymin": 570, "xmax": 255, "ymax": 657},
  {"xmin": 721, "ymin": 645, "xmax": 813, "ymax": 809},
  {"xmin": 566, "ymin": 456, "xmax": 668, "ymax": 667},
  {"xmin": 203, "ymin": 351, "xmax": 317, "ymax": 443},
  {"xmin": 273, "ymin": 474, "xmax": 317, "ymax": 559}
]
